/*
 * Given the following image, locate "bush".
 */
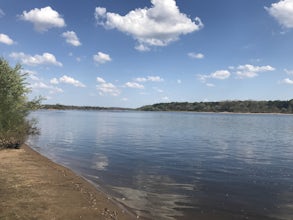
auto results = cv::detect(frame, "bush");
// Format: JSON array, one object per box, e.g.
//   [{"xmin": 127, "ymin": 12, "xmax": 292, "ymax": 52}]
[{"xmin": 0, "ymin": 58, "xmax": 41, "ymax": 149}]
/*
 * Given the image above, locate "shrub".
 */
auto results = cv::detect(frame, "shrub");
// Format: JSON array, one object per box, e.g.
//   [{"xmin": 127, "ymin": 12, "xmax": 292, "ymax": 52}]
[{"xmin": 0, "ymin": 58, "xmax": 41, "ymax": 149}]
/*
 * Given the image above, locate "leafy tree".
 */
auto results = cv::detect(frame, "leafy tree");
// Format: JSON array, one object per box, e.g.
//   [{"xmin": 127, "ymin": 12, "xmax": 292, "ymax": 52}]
[{"xmin": 0, "ymin": 58, "xmax": 41, "ymax": 149}]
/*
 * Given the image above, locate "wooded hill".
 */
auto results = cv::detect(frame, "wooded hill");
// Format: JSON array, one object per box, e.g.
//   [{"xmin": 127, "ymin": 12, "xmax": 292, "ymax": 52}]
[
  {"xmin": 138, "ymin": 100, "xmax": 293, "ymax": 114},
  {"xmin": 42, "ymin": 104, "xmax": 132, "ymax": 111}
]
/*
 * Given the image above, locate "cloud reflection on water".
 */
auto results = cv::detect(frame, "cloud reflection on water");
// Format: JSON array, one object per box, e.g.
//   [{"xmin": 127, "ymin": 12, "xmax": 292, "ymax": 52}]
[
  {"xmin": 112, "ymin": 173, "xmax": 196, "ymax": 220},
  {"xmin": 91, "ymin": 153, "xmax": 109, "ymax": 171}
]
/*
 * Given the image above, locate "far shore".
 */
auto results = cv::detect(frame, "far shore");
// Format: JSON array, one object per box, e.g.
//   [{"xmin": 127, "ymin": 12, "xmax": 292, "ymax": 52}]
[
  {"xmin": 38, "ymin": 107, "xmax": 293, "ymax": 116},
  {"xmin": 0, "ymin": 144, "xmax": 136, "ymax": 220}
]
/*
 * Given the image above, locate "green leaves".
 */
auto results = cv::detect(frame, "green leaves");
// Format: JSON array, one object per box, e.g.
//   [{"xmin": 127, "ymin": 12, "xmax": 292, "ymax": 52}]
[{"xmin": 0, "ymin": 58, "xmax": 41, "ymax": 149}]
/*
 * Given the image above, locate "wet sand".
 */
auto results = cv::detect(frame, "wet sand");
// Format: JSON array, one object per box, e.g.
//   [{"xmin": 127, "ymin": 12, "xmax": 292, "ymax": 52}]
[{"xmin": 0, "ymin": 144, "xmax": 136, "ymax": 220}]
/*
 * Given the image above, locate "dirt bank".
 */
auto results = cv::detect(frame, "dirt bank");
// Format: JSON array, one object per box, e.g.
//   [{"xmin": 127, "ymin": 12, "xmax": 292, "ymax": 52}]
[{"xmin": 0, "ymin": 144, "xmax": 136, "ymax": 220}]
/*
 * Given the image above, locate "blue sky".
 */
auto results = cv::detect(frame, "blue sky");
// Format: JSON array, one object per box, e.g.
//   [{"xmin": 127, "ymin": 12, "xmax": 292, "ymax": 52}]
[{"xmin": 1, "ymin": 0, "xmax": 293, "ymax": 108}]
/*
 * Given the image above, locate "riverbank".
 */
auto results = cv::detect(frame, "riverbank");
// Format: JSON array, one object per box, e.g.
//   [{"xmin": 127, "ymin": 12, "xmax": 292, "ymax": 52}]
[{"xmin": 0, "ymin": 144, "xmax": 136, "ymax": 220}]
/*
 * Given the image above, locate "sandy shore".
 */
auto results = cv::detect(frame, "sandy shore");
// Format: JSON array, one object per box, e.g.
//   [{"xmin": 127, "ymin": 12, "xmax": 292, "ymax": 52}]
[{"xmin": 0, "ymin": 144, "xmax": 136, "ymax": 220}]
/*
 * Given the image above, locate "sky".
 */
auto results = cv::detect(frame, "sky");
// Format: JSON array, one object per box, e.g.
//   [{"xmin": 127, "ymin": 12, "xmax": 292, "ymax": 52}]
[{"xmin": 1, "ymin": 0, "xmax": 293, "ymax": 108}]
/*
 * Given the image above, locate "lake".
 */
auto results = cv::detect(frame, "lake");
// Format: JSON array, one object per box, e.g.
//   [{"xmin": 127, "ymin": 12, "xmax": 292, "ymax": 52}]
[{"xmin": 28, "ymin": 110, "xmax": 293, "ymax": 220}]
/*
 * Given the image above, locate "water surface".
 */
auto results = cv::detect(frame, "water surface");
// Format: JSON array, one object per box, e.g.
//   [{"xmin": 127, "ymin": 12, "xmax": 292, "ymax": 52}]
[{"xmin": 28, "ymin": 110, "xmax": 293, "ymax": 220}]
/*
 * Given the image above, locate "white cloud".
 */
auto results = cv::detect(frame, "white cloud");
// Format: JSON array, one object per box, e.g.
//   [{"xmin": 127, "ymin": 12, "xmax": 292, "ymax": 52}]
[
  {"xmin": 61, "ymin": 31, "xmax": 81, "ymax": 46},
  {"xmin": 135, "ymin": 44, "xmax": 151, "ymax": 52},
  {"xmin": 125, "ymin": 82, "xmax": 144, "ymax": 89},
  {"xmin": 31, "ymin": 82, "xmax": 51, "ymax": 89},
  {"xmin": 49, "ymin": 76, "xmax": 86, "ymax": 88},
  {"xmin": 95, "ymin": 7, "xmax": 106, "ymax": 18},
  {"xmin": 95, "ymin": 0, "xmax": 203, "ymax": 50},
  {"xmin": 198, "ymin": 64, "xmax": 275, "ymax": 85},
  {"xmin": 59, "ymin": 75, "xmax": 86, "ymax": 87},
  {"xmin": 10, "ymin": 52, "xmax": 62, "ymax": 67},
  {"xmin": 121, "ymin": 98, "xmax": 128, "ymax": 102},
  {"xmin": 284, "ymin": 69, "xmax": 293, "ymax": 75},
  {"xmin": 0, "ymin": 9, "xmax": 5, "ymax": 18},
  {"xmin": 177, "ymin": 79, "xmax": 182, "ymax": 84},
  {"xmin": 96, "ymin": 77, "xmax": 120, "ymax": 96},
  {"xmin": 31, "ymin": 81, "xmax": 63, "ymax": 94},
  {"xmin": 188, "ymin": 52, "xmax": 204, "ymax": 59},
  {"xmin": 22, "ymin": 69, "xmax": 39, "ymax": 81},
  {"xmin": 93, "ymin": 52, "xmax": 112, "ymax": 64},
  {"xmin": 198, "ymin": 70, "xmax": 230, "ymax": 83},
  {"xmin": 211, "ymin": 70, "xmax": 231, "ymax": 79},
  {"xmin": 50, "ymin": 78, "xmax": 59, "ymax": 85},
  {"xmin": 135, "ymin": 76, "xmax": 164, "ymax": 82},
  {"xmin": 0, "ymin": 33, "xmax": 14, "ymax": 45},
  {"xmin": 20, "ymin": 6, "xmax": 66, "ymax": 32},
  {"xmin": 92, "ymin": 154, "xmax": 109, "ymax": 171},
  {"xmin": 148, "ymin": 76, "xmax": 164, "ymax": 82},
  {"xmin": 96, "ymin": 77, "xmax": 106, "ymax": 84},
  {"xmin": 236, "ymin": 64, "xmax": 275, "ymax": 79},
  {"xmin": 266, "ymin": 0, "xmax": 293, "ymax": 28},
  {"xmin": 281, "ymin": 78, "xmax": 293, "ymax": 84}
]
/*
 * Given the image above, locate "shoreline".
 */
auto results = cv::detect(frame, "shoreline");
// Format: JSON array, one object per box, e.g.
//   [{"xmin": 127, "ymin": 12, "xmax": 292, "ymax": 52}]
[
  {"xmin": 0, "ymin": 144, "xmax": 136, "ymax": 220},
  {"xmin": 37, "ymin": 108, "xmax": 293, "ymax": 116}
]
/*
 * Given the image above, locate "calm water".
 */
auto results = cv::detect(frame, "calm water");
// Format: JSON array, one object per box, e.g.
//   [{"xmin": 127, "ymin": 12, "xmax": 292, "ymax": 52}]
[{"xmin": 28, "ymin": 110, "xmax": 293, "ymax": 220}]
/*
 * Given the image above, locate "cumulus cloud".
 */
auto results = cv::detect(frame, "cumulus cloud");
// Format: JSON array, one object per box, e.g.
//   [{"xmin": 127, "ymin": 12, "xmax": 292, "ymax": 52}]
[
  {"xmin": 199, "ymin": 70, "xmax": 231, "ymax": 82},
  {"xmin": 125, "ymin": 82, "xmax": 144, "ymax": 89},
  {"xmin": 198, "ymin": 64, "xmax": 275, "ymax": 86},
  {"xmin": 236, "ymin": 64, "xmax": 275, "ymax": 79},
  {"xmin": 266, "ymin": 0, "xmax": 293, "ymax": 28},
  {"xmin": 10, "ymin": 52, "xmax": 62, "ymax": 67},
  {"xmin": 211, "ymin": 70, "xmax": 231, "ymax": 79},
  {"xmin": 31, "ymin": 81, "xmax": 63, "ymax": 94},
  {"xmin": 281, "ymin": 78, "xmax": 293, "ymax": 84},
  {"xmin": 0, "ymin": 33, "xmax": 14, "ymax": 45},
  {"xmin": 135, "ymin": 44, "xmax": 151, "ymax": 52},
  {"xmin": 93, "ymin": 52, "xmax": 112, "ymax": 64},
  {"xmin": 59, "ymin": 75, "xmax": 86, "ymax": 87},
  {"xmin": 49, "ymin": 76, "xmax": 85, "ymax": 87},
  {"xmin": 96, "ymin": 77, "xmax": 120, "ymax": 96},
  {"xmin": 188, "ymin": 52, "xmax": 204, "ymax": 59},
  {"xmin": 96, "ymin": 77, "xmax": 106, "ymax": 84},
  {"xmin": 20, "ymin": 6, "xmax": 66, "ymax": 32},
  {"xmin": 95, "ymin": 0, "xmax": 203, "ymax": 50},
  {"xmin": 198, "ymin": 70, "xmax": 230, "ymax": 87},
  {"xmin": 61, "ymin": 31, "xmax": 81, "ymax": 46},
  {"xmin": 135, "ymin": 76, "xmax": 164, "ymax": 82}
]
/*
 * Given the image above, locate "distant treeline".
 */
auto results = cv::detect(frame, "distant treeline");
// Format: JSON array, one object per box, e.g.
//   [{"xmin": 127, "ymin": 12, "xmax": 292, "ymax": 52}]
[
  {"xmin": 43, "ymin": 100, "xmax": 293, "ymax": 114},
  {"xmin": 42, "ymin": 104, "xmax": 132, "ymax": 111},
  {"xmin": 138, "ymin": 100, "xmax": 293, "ymax": 114}
]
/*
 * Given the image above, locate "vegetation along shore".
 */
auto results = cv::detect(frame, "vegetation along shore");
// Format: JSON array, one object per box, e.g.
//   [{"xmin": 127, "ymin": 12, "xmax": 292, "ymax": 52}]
[{"xmin": 42, "ymin": 99, "xmax": 293, "ymax": 114}]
